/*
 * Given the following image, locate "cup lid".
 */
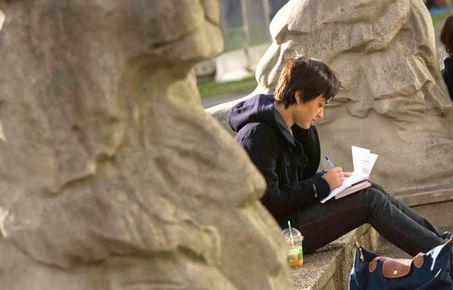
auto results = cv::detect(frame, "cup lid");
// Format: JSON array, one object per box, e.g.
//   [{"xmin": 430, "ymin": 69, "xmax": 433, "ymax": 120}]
[{"xmin": 281, "ymin": 227, "xmax": 303, "ymax": 242}]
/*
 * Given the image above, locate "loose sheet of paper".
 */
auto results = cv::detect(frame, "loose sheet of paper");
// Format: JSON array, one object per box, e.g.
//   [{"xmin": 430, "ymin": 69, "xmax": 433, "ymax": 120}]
[
  {"xmin": 352, "ymin": 146, "xmax": 378, "ymax": 176},
  {"xmin": 320, "ymin": 146, "xmax": 378, "ymax": 203}
]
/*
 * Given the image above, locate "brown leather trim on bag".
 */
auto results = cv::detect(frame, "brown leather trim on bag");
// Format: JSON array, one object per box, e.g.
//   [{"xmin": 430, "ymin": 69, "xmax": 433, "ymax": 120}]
[
  {"xmin": 413, "ymin": 253, "xmax": 425, "ymax": 268},
  {"xmin": 382, "ymin": 259, "xmax": 412, "ymax": 278},
  {"xmin": 448, "ymin": 237, "xmax": 453, "ymax": 245},
  {"xmin": 368, "ymin": 254, "xmax": 425, "ymax": 279},
  {"xmin": 369, "ymin": 259, "xmax": 378, "ymax": 272}
]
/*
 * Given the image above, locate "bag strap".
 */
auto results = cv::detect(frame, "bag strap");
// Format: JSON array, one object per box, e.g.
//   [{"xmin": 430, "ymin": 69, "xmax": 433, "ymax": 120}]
[{"xmin": 368, "ymin": 253, "xmax": 425, "ymax": 279}]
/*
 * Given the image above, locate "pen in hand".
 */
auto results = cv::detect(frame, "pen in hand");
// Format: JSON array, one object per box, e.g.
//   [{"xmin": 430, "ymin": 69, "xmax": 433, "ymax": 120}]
[
  {"xmin": 323, "ymin": 155, "xmax": 348, "ymax": 190},
  {"xmin": 325, "ymin": 156, "xmax": 335, "ymax": 168}
]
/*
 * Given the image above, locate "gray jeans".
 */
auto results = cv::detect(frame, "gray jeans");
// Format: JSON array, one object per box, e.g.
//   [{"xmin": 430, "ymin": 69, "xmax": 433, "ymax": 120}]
[{"xmin": 295, "ymin": 184, "xmax": 444, "ymax": 256}]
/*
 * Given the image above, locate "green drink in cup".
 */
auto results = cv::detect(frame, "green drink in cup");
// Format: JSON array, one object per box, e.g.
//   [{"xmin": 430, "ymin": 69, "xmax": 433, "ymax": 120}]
[{"xmin": 282, "ymin": 221, "xmax": 304, "ymax": 267}]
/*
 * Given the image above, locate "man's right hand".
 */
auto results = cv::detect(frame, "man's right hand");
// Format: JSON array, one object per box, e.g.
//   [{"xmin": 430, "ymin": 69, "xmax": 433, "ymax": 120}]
[{"xmin": 322, "ymin": 167, "xmax": 351, "ymax": 190}]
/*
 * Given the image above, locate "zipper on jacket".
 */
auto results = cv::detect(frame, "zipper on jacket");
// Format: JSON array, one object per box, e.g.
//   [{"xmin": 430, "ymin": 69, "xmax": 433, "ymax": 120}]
[{"xmin": 312, "ymin": 184, "xmax": 318, "ymax": 198}]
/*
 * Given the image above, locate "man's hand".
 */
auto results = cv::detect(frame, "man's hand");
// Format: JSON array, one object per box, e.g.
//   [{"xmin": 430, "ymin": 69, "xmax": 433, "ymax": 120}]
[{"xmin": 322, "ymin": 167, "xmax": 352, "ymax": 190}]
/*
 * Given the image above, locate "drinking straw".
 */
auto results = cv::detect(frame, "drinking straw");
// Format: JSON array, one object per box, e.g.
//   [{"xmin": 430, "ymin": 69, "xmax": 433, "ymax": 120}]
[{"xmin": 288, "ymin": 221, "xmax": 295, "ymax": 247}]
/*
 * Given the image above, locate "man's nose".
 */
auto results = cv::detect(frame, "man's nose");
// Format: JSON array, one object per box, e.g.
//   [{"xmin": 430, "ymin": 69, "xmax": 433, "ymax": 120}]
[{"xmin": 318, "ymin": 108, "xmax": 324, "ymax": 119}]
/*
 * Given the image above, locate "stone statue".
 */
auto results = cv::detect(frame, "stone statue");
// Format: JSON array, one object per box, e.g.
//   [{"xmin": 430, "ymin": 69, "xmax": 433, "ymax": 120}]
[
  {"xmin": 0, "ymin": 1, "xmax": 292, "ymax": 289},
  {"xmin": 255, "ymin": 0, "xmax": 453, "ymax": 194}
]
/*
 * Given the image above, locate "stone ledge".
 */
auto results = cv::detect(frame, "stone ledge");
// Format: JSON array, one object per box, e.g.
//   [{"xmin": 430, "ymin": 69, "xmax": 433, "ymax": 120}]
[
  {"xmin": 397, "ymin": 185, "xmax": 453, "ymax": 207},
  {"xmin": 205, "ymin": 94, "xmax": 250, "ymax": 133}
]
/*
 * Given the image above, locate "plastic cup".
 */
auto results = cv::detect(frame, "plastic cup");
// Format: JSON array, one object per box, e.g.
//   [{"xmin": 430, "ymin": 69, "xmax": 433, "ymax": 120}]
[{"xmin": 281, "ymin": 227, "xmax": 304, "ymax": 267}]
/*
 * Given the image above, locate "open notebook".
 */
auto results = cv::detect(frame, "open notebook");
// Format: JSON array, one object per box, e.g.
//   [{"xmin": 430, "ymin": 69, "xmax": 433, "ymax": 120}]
[{"xmin": 320, "ymin": 146, "xmax": 378, "ymax": 203}]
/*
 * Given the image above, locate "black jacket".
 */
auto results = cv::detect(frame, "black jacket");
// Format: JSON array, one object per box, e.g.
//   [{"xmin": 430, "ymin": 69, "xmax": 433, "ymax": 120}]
[
  {"xmin": 442, "ymin": 55, "xmax": 453, "ymax": 101},
  {"xmin": 228, "ymin": 94, "xmax": 330, "ymax": 227}
]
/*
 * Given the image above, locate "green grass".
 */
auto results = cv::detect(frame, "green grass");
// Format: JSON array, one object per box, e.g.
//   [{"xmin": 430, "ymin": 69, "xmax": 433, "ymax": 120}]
[
  {"xmin": 197, "ymin": 26, "xmax": 266, "ymax": 99},
  {"xmin": 197, "ymin": 76, "xmax": 257, "ymax": 99},
  {"xmin": 432, "ymin": 10, "xmax": 453, "ymax": 25}
]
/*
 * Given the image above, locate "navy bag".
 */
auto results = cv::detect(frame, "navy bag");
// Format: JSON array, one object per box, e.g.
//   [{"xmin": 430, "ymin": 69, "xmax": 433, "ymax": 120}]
[{"xmin": 349, "ymin": 238, "xmax": 453, "ymax": 290}]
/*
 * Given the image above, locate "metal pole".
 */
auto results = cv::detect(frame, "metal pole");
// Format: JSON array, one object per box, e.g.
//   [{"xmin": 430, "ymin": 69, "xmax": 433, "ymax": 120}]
[
  {"xmin": 262, "ymin": 0, "xmax": 271, "ymax": 41},
  {"xmin": 240, "ymin": 0, "xmax": 252, "ymax": 71}
]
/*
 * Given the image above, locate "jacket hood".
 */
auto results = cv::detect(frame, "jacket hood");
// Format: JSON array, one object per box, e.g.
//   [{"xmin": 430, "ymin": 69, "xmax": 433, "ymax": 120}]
[
  {"xmin": 445, "ymin": 55, "xmax": 453, "ymax": 67},
  {"xmin": 227, "ymin": 94, "xmax": 295, "ymax": 146}
]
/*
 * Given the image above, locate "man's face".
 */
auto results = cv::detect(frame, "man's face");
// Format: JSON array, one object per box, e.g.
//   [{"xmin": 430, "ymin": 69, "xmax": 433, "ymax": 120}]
[{"xmin": 293, "ymin": 93, "xmax": 327, "ymax": 129}]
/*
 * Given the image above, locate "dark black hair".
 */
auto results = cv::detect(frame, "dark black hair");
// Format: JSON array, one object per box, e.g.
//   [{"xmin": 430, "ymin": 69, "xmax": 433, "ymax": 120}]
[
  {"xmin": 441, "ymin": 15, "xmax": 453, "ymax": 56},
  {"xmin": 274, "ymin": 56, "xmax": 342, "ymax": 108}
]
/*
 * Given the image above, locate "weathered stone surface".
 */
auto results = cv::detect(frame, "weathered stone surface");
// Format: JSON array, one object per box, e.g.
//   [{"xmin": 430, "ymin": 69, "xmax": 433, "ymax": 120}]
[
  {"xmin": 0, "ymin": 9, "xmax": 4, "ymax": 31},
  {"xmin": 0, "ymin": 1, "xmax": 293, "ymax": 289},
  {"xmin": 254, "ymin": 0, "xmax": 453, "ymax": 194}
]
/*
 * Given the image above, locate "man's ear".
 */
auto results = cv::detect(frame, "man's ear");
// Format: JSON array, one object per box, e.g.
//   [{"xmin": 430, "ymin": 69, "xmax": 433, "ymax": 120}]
[{"xmin": 295, "ymin": 91, "xmax": 303, "ymax": 104}]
